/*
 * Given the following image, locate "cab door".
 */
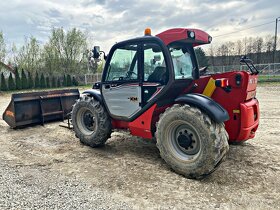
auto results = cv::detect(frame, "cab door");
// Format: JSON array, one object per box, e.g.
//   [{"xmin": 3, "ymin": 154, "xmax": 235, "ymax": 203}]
[{"xmin": 101, "ymin": 43, "xmax": 141, "ymax": 119}]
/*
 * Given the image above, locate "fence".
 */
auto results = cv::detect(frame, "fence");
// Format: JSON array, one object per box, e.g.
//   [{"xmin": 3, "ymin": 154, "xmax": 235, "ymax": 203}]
[
  {"xmin": 76, "ymin": 73, "xmax": 102, "ymax": 85},
  {"xmin": 208, "ymin": 63, "xmax": 280, "ymax": 81},
  {"xmin": 209, "ymin": 63, "xmax": 280, "ymax": 74},
  {"xmin": 78, "ymin": 63, "xmax": 280, "ymax": 85}
]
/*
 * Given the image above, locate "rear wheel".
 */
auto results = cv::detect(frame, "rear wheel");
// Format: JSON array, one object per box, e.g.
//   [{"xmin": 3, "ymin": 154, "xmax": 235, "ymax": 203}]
[
  {"xmin": 72, "ymin": 95, "xmax": 112, "ymax": 147},
  {"xmin": 156, "ymin": 104, "xmax": 229, "ymax": 179}
]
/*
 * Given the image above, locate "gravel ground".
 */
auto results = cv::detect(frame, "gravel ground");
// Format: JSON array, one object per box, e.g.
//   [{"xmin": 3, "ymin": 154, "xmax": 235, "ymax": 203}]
[
  {"xmin": 0, "ymin": 162, "xmax": 131, "ymax": 209},
  {"xmin": 0, "ymin": 84, "xmax": 279, "ymax": 209}
]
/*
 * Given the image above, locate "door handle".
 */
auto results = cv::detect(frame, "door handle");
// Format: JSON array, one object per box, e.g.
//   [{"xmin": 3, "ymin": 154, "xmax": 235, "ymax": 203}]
[{"xmin": 104, "ymin": 84, "xmax": 110, "ymax": 89}]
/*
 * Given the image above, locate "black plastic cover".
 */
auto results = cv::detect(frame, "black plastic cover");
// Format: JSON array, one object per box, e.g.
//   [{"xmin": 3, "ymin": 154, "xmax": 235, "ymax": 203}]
[
  {"xmin": 83, "ymin": 89, "xmax": 103, "ymax": 103},
  {"xmin": 175, "ymin": 93, "xmax": 229, "ymax": 123}
]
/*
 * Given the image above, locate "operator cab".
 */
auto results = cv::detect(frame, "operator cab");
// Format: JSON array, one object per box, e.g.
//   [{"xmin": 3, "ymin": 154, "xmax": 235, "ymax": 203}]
[{"xmin": 100, "ymin": 28, "xmax": 211, "ymax": 121}]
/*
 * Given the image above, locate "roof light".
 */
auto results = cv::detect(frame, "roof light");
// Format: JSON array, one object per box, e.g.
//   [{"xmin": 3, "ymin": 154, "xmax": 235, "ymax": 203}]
[
  {"xmin": 144, "ymin": 28, "xmax": 151, "ymax": 36},
  {"xmin": 187, "ymin": 31, "xmax": 195, "ymax": 39}
]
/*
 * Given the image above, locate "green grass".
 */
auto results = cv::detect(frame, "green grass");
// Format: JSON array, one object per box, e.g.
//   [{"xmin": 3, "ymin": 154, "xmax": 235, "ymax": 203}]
[{"xmin": 258, "ymin": 75, "xmax": 280, "ymax": 82}]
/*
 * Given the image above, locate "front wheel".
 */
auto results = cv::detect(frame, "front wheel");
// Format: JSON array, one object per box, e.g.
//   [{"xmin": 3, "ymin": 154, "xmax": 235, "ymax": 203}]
[
  {"xmin": 156, "ymin": 104, "xmax": 229, "ymax": 179},
  {"xmin": 72, "ymin": 95, "xmax": 112, "ymax": 147}
]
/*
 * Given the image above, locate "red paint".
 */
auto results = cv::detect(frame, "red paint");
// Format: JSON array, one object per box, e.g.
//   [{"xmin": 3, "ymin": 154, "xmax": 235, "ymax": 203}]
[
  {"xmin": 192, "ymin": 71, "xmax": 260, "ymax": 142},
  {"xmin": 236, "ymin": 99, "xmax": 259, "ymax": 141},
  {"xmin": 128, "ymin": 104, "xmax": 157, "ymax": 139},
  {"xmin": 156, "ymin": 28, "xmax": 211, "ymax": 46},
  {"xmin": 112, "ymin": 104, "xmax": 157, "ymax": 139}
]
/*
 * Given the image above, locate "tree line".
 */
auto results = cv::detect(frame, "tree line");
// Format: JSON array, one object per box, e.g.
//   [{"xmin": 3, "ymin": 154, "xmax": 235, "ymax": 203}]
[
  {"xmin": 207, "ymin": 35, "xmax": 280, "ymax": 66},
  {"xmin": 1, "ymin": 27, "xmax": 279, "ymax": 76},
  {"xmin": 0, "ymin": 68, "xmax": 78, "ymax": 91},
  {"xmin": 0, "ymin": 28, "xmax": 99, "ymax": 76}
]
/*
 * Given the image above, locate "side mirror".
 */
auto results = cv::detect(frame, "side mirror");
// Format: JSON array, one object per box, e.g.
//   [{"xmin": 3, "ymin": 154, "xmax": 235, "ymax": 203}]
[
  {"xmin": 93, "ymin": 81, "xmax": 101, "ymax": 89},
  {"xmin": 92, "ymin": 46, "xmax": 100, "ymax": 59}
]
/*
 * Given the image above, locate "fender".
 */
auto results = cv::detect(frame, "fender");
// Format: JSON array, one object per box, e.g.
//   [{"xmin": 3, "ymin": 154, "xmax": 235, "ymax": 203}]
[
  {"xmin": 82, "ymin": 89, "xmax": 103, "ymax": 104},
  {"xmin": 175, "ymin": 93, "xmax": 229, "ymax": 123}
]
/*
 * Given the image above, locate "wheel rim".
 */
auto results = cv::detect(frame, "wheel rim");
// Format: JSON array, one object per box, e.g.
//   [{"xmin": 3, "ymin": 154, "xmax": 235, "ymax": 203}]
[
  {"xmin": 167, "ymin": 120, "xmax": 201, "ymax": 161},
  {"xmin": 76, "ymin": 107, "xmax": 97, "ymax": 135}
]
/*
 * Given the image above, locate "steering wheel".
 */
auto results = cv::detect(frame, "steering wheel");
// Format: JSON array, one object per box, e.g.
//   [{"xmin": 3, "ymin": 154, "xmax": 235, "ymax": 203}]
[{"xmin": 126, "ymin": 71, "xmax": 137, "ymax": 79}]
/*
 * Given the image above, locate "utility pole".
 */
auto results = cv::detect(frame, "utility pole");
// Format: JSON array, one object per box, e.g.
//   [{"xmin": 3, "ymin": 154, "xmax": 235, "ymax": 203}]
[{"xmin": 273, "ymin": 17, "xmax": 280, "ymax": 64}]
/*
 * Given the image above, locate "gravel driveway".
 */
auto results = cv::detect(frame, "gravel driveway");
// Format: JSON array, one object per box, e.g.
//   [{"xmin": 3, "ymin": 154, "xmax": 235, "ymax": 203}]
[{"xmin": 0, "ymin": 84, "xmax": 279, "ymax": 209}]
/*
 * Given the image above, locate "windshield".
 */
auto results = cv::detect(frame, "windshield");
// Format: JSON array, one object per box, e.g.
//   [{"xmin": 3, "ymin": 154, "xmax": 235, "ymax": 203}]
[{"xmin": 169, "ymin": 47, "xmax": 193, "ymax": 79}]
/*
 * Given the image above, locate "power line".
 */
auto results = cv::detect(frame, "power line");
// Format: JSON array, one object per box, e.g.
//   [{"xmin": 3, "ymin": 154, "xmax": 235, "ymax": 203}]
[
  {"xmin": 213, "ymin": 21, "xmax": 274, "ymax": 38},
  {"xmin": 206, "ymin": 16, "xmax": 275, "ymax": 31}
]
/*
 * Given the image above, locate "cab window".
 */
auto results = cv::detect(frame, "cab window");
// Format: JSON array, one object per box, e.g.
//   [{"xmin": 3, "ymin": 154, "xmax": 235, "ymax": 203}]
[
  {"xmin": 105, "ymin": 44, "xmax": 138, "ymax": 82},
  {"xmin": 170, "ymin": 47, "xmax": 193, "ymax": 79},
  {"xmin": 143, "ymin": 43, "xmax": 167, "ymax": 84}
]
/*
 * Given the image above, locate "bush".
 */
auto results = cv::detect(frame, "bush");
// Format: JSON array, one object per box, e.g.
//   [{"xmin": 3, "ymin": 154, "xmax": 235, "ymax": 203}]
[
  {"xmin": 21, "ymin": 69, "xmax": 28, "ymax": 89},
  {"xmin": 57, "ymin": 78, "xmax": 61, "ymax": 87},
  {"xmin": 28, "ymin": 71, "xmax": 33, "ymax": 89},
  {"xmin": 72, "ymin": 76, "xmax": 78, "ymax": 86},
  {"xmin": 8, "ymin": 73, "xmax": 16, "ymax": 90},
  {"xmin": 35, "ymin": 72, "xmax": 40, "ymax": 88},
  {"xmin": 63, "ymin": 74, "xmax": 67, "ymax": 87},
  {"xmin": 46, "ymin": 76, "xmax": 50, "ymax": 88},
  {"xmin": 15, "ymin": 67, "xmax": 21, "ymax": 90},
  {"xmin": 0, "ymin": 73, "xmax": 8, "ymax": 91},
  {"xmin": 66, "ymin": 74, "xmax": 72, "ymax": 86},
  {"xmin": 40, "ymin": 73, "xmax": 46, "ymax": 88},
  {"xmin": 51, "ymin": 76, "xmax": 56, "ymax": 88}
]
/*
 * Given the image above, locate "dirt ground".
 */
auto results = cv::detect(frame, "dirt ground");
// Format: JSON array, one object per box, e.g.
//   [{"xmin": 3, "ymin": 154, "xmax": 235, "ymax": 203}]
[{"xmin": 0, "ymin": 84, "xmax": 279, "ymax": 209}]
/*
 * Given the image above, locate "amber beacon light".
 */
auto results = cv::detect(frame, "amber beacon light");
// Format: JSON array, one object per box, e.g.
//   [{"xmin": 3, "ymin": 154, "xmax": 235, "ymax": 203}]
[{"xmin": 144, "ymin": 28, "xmax": 151, "ymax": 36}]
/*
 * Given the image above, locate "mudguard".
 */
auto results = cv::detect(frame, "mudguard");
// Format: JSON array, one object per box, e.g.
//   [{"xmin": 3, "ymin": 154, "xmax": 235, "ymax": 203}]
[
  {"xmin": 82, "ymin": 89, "xmax": 103, "ymax": 103},
  {"xmin": 175, "ymin": 93, "xmax": 229, "ymax": 123}
]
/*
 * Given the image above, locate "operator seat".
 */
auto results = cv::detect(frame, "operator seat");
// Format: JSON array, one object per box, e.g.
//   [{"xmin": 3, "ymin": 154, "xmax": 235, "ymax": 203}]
[{"xmin": 147, "ymin": 66, "xmax": 166, "ymax": 84}]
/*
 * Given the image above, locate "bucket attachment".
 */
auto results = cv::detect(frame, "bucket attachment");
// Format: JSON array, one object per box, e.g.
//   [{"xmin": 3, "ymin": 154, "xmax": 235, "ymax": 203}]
[{"xmin": 2, "ymin": 89, "xmax": 80, "ymax": 128}]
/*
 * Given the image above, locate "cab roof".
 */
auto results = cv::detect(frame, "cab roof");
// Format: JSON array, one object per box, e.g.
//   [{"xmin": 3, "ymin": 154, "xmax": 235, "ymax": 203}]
[{"xmin": 156, "ymin": 28, "xmax": 212, "ymax": 47}]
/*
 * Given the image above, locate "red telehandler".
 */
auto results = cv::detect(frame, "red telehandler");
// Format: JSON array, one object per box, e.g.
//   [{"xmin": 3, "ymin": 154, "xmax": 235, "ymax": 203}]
[{"xmin": 71, "ymin": 28, "xmax": 260, "ymax": 179}]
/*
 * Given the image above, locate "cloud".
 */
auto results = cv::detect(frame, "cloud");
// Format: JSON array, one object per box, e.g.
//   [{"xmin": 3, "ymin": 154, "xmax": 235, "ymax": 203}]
[
  {"xmin": 0, "ymin": 0, "xmax": 278, "ymax": 52},
  {"xmin": 44, "ymin": 8, "xmax": 62, "ymax": 17}
]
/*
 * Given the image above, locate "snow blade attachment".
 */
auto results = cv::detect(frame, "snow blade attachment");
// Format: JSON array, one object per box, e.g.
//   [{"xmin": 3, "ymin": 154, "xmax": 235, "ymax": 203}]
[{"xmin": 2, "ymin": 89, "xmax": 80, "ymax": 128}]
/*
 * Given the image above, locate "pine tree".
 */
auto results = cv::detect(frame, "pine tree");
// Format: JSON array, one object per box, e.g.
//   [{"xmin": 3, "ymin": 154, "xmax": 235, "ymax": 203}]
[
  {"xmin": 35, "ymin": 72, "xmax": 40, "ymax": 88},
  {"xmin": 40, "ymin": 73, "xmax": 46, "ymax": 88},
  {"xmin": 63, "ymin": 74, "xmax": 67, "ymax": 87},
  {"xmin": 57, "ymin": 78, "xmax": 61, "ymax": 87},
  {"xmin": 46, "ymin": 76, "xmax": 50, "ymax": 88},
  {"xmin": 21, "ymin": 69, "xmax": 28, "ymax": 89},
  {"xmin": 51, "ymin": 76, "xmax": 56, "ymax": 88},
  {"xmin": 72, "ymin": 76, "xmax": 78, "ymax": 86},
  {"xmin": 8, "ymin": 73, "xmax": 16, "ymax": 90},
  {"xmin": 0, "ymin": 73, "xmax": 8, "ymax": 91},
  {"xmin": 15, "ymin": 67, "xmax": 21, "ymax": 90},
  {"xmin": 28, "ymin": 71, "xmax": 34, "ymax": 89},
  {"xmin": 194, "ymin": 47, "xmax": 209, "ymax": 67},
  {"xmin": 66, "ymin": 74, "xmax": 72, "ymax": 86}
]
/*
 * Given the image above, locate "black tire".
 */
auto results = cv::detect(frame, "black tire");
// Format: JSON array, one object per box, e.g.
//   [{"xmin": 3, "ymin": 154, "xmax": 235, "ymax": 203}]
[
  {"xmin": 156, "ymin": 104, "xmax": 229, "ymax": 179},
  {"xmin": 71, "ymin": 95, "xmax": 112, "ymax": 147}
]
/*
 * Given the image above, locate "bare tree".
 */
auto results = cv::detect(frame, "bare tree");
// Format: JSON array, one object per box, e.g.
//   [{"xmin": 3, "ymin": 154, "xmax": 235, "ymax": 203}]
[
  {"xmin": 235, "ymin": 40, "xmax": 242, "ymax": 56},
  {"xmin": 42, "ymin": 27, "xmax": 88, "ymax": 74},
  {"xmin": 15, "ymin": 36, "xmax": 41, "ymax": 74},
  {"xmin": 0, "ymin": 31, "xmax": 6, "ymax": 62}
]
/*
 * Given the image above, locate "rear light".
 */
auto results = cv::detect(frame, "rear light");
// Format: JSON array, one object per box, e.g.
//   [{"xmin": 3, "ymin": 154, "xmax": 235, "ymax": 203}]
[{"xmin": 215, "ymin": 78, "xmax": 229, "ymax": 88}]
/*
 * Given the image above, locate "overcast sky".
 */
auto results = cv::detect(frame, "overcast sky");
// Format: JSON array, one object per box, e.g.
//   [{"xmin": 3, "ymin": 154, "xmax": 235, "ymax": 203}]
[{"xmin": 0, "ymin": 0, "xmax": 279, "ymax": 52}]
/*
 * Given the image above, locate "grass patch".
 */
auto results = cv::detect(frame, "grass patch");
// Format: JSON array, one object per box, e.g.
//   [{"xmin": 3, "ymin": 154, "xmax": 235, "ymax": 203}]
[{"xmin": 258, "ymin": 75, "xmax": 280, "ymax": 82}]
